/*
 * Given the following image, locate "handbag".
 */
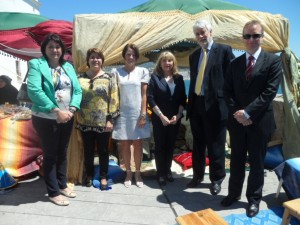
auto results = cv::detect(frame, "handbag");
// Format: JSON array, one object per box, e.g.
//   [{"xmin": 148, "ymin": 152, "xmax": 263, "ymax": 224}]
[{"xmin": 17, "ymin": 72, "xmax": 32, "ymax": 103}]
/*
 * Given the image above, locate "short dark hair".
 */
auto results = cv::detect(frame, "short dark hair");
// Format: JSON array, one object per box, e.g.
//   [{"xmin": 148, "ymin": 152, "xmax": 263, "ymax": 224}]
[
  {"xmin": 86, "ymin": 48, "xmax": 105, "ymax": 68},
  {"xmin": 122, "ymin": 43, "xmax": 139, "ymax": 59},
  {"xmin": 41, "ymin": 33, "xmax": 66, "ymax": 65}
]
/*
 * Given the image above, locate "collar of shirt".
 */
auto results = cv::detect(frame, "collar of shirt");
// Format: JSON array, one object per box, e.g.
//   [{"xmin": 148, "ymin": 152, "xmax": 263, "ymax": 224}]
[
  {"xmin": 246, "ymin": 47, "xmax": 261, "ymax": 65},
  {"xmin": 199, "ymin": 40, "xmax": 213, "ymax": 62},
  {"xmin": 206, "ymin": 40, "xmax": 213, "ymax": 52}
]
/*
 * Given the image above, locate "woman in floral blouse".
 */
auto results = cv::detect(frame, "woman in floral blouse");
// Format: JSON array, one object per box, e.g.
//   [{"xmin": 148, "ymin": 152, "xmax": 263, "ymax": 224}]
[{"xmin": 77, "ymin": 48, "xmax": 119, "ymax": 190}]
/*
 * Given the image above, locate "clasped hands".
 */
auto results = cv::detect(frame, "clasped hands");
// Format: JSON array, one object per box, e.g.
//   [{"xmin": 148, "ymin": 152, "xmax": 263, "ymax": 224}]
[
  {"xmin": 104, "ymin": 120, "xmax": 113, "ymax": 132},
  {"xmin": 56, "ymin": 110, "xmax": 73, "ymax": 123},
  {"xmin": 233, "ymin": 110, "xmax": 252, "ymax": 126},
  {"xmin": 160, "ymin": 114, "xmax": 180, "ymax": 126}
]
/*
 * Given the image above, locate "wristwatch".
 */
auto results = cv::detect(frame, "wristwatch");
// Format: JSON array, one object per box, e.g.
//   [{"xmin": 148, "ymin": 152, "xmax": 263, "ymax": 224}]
[{"xmin": 69, "ymin": 107, "xmax": 76, "ymax": 114}]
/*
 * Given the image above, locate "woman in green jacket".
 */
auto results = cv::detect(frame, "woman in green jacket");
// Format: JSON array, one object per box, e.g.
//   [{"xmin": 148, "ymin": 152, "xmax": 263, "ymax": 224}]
[{"xmin": 27, "ymin": 34, "xmax": 82, "ymax": 206}]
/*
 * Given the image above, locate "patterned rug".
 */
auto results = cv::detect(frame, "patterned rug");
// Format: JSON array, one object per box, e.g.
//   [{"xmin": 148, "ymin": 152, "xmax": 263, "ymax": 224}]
[{"xmin": 224, "ymin": 207, "xmax": 300, "ymax": 225}]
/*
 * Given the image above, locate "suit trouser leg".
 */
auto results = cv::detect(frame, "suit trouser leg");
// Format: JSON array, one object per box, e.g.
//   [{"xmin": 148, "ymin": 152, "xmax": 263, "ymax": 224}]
[
  {"xmin": 190, "ymin": 102, "xmax": 207, "ymax": 180},
  {"xmin": 228, "ymin": 124, "xmax": 268, "ymax": 203},
  {"xmin": 246, "ymin": 126, "xmax": 268, "ymax": 204},
  {"xmin": 153, "ymin": 119, "xmax": 168, "ymax": 177},
  {"xmin": 206, "ymin": 121, "xmax": 226, "ymax": 183},
  {"xmin": 165, "ymin": 123, "xmax": 181, "ymax": 174},
  {"xmin": 228, "ymin": 127, "xmax": 247, "ymax": 197},
  {"xmin": 190, "ymin": 97, "xmax": 226, "ymax": 182}
]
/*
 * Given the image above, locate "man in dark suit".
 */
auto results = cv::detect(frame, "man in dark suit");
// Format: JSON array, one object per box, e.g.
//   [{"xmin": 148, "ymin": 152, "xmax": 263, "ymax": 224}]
[
  {"xmin": 186, "ymin": 19, "xmax": 235, "ymax": 195},
  {"xmin": 221, "ymin": 20, "xmax": 282, "ymax": 218}
]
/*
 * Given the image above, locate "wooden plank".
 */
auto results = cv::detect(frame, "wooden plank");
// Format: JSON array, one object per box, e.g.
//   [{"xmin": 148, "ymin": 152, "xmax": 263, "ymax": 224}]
[
  {"xmin": 176, "ymin": 208, "xmax": 229, "ymax": 225},
  {"xmin": 283, "ymin": 198, "xmax": 300, "ymax": 218}
]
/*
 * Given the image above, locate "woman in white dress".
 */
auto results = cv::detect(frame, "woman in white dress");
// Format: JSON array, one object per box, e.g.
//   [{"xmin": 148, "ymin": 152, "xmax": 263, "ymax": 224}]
[{"xmin": 112, "ymin": 44, "xmax": 150, "ymax": 188}]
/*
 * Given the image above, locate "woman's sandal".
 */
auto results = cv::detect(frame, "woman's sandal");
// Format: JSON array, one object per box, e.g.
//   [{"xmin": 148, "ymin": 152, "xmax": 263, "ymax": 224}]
[
  {"xmin": 135, "ymin": 170, "xmax": 144, "ymax": 188},
  {"xmin": 60, "ymin": 188, "xmax": 77, "ymax": 198},
  {"xmin": 124, "ymin": 170, "xmax": 132, "ymax": 188},
  {"xmin": 49, "ymin": 195, "xmax": 69, "ymax": 206}
]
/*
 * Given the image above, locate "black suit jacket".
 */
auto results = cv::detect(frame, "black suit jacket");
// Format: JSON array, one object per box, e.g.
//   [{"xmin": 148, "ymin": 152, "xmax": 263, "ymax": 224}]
[
  {"xmin": 187, "ymin": 42, "xmax": 235, "ymax": 121},
  {"xmin": 148, "ymin": 73, "xmax": 187, "ymax": 121},
  {"xmin": 224, "ymin": 50, "xmax": 282, "ymax": 136}
]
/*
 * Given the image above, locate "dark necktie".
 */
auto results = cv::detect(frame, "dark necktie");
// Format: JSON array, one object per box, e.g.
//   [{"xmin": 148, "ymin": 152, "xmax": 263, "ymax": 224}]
[{"xmin": 246, "ymin": 55, "xmax": 255, "ymax": 80}]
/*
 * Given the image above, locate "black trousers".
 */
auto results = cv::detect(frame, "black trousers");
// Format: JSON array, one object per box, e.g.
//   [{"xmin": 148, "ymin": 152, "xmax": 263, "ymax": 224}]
[
  {"xmin": 189, "ymin": 96, "xmax": 226, "ymax": 183},
  {"xmin": 81, "ymin": 131, "xmax": 110, "ymax": 180},
  {"xmin": 32, "ymin": 115, "xmax": 73, "ymax": 197},
  {"xmin": 228, "ymin": 120, "xmax": 269, "ymax": 204},
  {"xmin": 152, "ymin": 116, "xmax": 180, "ymax": 177}
]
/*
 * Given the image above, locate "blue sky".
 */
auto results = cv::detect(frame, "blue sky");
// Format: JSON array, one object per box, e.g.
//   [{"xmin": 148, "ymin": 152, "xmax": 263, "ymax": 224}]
[{"xmin": 39, "ymin": 0, "xmax": 299, "ymax": 58}]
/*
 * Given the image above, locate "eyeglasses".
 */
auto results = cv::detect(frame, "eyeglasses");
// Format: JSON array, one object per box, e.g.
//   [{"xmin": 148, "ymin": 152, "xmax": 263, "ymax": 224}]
[{"xmin": 243, "ymin": 34, "xmax": 263, "ymax": 39}]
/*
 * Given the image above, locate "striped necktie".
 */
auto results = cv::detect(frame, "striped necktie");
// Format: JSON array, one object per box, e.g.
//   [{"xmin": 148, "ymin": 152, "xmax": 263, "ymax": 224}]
[{"xmin": 246, "ymin": 55, "xmax": 255, "ymax": 80}]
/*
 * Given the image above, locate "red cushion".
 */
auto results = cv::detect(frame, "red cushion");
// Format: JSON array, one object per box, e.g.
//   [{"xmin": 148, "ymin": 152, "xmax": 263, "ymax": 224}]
[{"xmin": 173, "ymin": 152, "xmax": 209, "ymax": 171}]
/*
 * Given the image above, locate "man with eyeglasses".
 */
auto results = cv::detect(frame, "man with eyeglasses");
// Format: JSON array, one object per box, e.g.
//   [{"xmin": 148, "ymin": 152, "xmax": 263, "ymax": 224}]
[{"xmin": 222, "ymin": 20, "xmax": 282, "ymax": 217}]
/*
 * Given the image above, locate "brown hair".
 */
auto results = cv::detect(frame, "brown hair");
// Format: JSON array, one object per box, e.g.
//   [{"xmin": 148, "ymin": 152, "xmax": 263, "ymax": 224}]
[
  {"xmin": 86, "ymin": 48, "xmax": 105, "ymax": 68},
  {"xmin": 122, "ymin": 43, "xmax": 140, "ymax": 59}
]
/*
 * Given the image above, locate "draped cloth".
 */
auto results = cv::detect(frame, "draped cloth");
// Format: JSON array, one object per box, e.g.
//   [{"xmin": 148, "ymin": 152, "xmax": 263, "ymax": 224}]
[
  {"xmin": 0, "ymin": 117, "xmax": 43, "ymax": 177},
  {"xmin": 72, "ymin": 10, "xmax": 289, "ymax": 69},
  {"xmin": 280, "ymin": 48, "xmax": 300, "ymax": 159},
  {"xmin": 66, "ymin": 114, "xmax": 85, "ymax": 184}
]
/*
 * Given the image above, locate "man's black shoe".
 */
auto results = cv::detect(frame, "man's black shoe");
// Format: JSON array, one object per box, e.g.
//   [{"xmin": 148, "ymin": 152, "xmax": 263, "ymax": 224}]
[
  {"xmin": 186, "ymin": 178, "xmax": 203, "ymax": 188},
  {"xmin": 158, "ymin": 176, "xmax": 167, "ymax": 186},
  {"xmin": 220, "ymin": 195, "xmax": 241, "ymax": 207},
  {"xmin": 166, "ymin": 173, "xmax": 174, "ymax": 182},
  {"xmin": 210, "ymin": 182, "xmax": 221, "ymax": 195},
  {"xmin": 246, "ymin": 203, "xmax": 259, "ymax": 218}
]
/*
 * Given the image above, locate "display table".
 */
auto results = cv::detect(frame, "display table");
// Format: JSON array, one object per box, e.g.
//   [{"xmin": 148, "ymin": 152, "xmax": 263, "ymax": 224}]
[
  {"xmin": 0, "ymin": 116, "xmax": 43, "ymax": 177},
  {"xmin": 274, "ymin": 158, "xmax": 300, "ymax": 199}
]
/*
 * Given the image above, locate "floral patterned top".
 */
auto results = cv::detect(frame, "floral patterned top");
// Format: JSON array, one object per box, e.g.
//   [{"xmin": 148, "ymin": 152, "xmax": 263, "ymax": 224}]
[{"xmin": 77, "ymin": 72, "xmax": 119, "ymax": 133}]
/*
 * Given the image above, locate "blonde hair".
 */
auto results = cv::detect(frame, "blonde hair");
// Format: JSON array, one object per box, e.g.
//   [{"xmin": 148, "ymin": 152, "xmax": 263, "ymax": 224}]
[{"xmin": 154, "ymin": 51, "xmax": 179, "ymax": 76}]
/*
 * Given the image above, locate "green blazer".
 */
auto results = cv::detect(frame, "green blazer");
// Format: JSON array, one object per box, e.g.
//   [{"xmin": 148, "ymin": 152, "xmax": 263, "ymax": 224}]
[{"xmin": 27, "ymin": 57, "xmax": 82, "ymax": 113}]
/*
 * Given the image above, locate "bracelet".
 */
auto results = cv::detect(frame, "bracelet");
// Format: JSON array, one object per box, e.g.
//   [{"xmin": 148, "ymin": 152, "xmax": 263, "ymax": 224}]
[
  {"xmin": 140, "ymin": 113, "xmax": 146, "ymax": 119},
  {"xmin": 155, "ymin": 110, "xmax": 162, "ymax": 116}
]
